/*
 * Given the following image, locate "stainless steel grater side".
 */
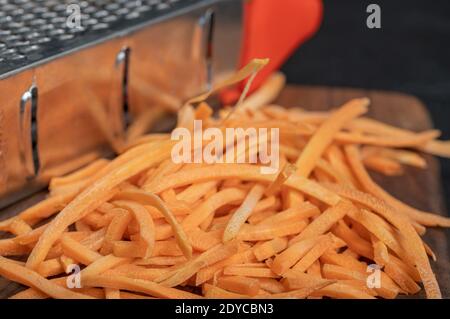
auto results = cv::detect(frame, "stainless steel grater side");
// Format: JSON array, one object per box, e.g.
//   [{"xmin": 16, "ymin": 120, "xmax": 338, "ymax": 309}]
[{"xmin": 0, "ymin": 0, "xmax": 243, "ymax": 208}]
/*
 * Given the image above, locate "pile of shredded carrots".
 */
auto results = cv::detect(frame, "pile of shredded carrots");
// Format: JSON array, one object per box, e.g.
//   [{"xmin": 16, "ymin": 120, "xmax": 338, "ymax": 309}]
[{"xmin": 1, "ymin": 60, "xmax": 450, "ymax": 299}]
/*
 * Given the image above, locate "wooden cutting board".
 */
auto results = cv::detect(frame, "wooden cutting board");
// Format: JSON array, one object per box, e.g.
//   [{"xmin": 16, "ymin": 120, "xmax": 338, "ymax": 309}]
[{"xmin": 0, "ymin": 85, "xmax": 449, "ymax": 298}]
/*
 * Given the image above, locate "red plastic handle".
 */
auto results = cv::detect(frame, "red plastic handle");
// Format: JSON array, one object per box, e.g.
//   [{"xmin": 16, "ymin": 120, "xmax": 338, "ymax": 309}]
[{"xmin": 221, "ymin": 0, "xmax": 323, "ymax": 104}]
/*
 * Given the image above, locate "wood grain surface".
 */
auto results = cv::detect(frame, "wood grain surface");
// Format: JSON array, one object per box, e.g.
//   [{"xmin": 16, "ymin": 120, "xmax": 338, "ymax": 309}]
[{"xmin": 0, "ymin": 85, "xmax": 449, "ymax": 298}]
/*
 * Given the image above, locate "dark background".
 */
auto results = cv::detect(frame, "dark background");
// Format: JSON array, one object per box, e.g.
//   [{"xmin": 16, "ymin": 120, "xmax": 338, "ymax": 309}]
[{"xmin": 281, "ymin": 0, "xmax": 450, "ymax": 211}]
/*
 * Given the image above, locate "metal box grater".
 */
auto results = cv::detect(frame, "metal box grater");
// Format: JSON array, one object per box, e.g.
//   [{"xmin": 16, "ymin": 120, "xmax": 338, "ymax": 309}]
[{"xmin": 0, "ymin": 0, "xmax": 243, "ymax": 207}]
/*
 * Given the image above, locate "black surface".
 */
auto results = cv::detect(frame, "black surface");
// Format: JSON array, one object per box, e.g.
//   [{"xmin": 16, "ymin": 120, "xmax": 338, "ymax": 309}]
[
  {"xmin": 0, "ymin": 299, "xmax": 446, "ymax": 317},
  {"xmin": 281, "ymin": 0, "xmax": 450, "ymax": 212}
]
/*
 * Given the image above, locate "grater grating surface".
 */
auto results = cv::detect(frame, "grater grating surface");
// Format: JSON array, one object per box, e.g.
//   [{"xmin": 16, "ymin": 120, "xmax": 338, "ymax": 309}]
[{"xmin": 0, "ymin": 0, "xmax": 207, "ymax": 77}]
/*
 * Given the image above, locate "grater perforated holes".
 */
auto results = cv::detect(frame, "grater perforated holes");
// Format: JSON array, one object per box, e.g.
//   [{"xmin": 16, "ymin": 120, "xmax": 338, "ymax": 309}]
[
  {"xmin": 19, "ymin": 44, "xmax": 39, "ymax": 54},
  {"xmin": 125, "ymin": 12, "xmax": 140, "ymax": 20},
  {"xmin": 19, "ymin": 13, "xmax": 35, "ymax": 22},
  {"xmin": 105, "ymin": 3, "xmax": 120, "ymax": 11},
  {"xmin": 101, "ymin": 15, "xmax": 118, "ymax": 23},
  {"xmin": 35, "ymin": 37, "xmax": 50, "ymax": 44},
  {"xmin": 47, "ymin": 28, "xmax": 64, "ymax": 37},
  {"xmin": 28, "ymin": 19, "xmax": 46, "ymax": 26},
  {"xmin": 91, "ymin": 23, "xmax": 108, "ymax": 31},
  {"xmin": 31, "ymin": 7, "xmax": 48, "ymax": 14},
  {"xmin": 93, "ymin": 10, "xmax": 109, "ymax": 19},
  {"xmin": 58, "ymin": 33, "xmax": 74, "ymax": 41},
  {"xmin": 115, "ymin": 8, "xmax": 130, "ymax": 16},
  {"xmin": 0, "ymin": 0, "xmax": 186, "ymax": 67},
  {"xmin": 41, "ymin": 11, "xmax": 57, "ymax": 19},
  {"xmin": 0, "ymin": 30, "xmax": 11, "ymax": 36}
]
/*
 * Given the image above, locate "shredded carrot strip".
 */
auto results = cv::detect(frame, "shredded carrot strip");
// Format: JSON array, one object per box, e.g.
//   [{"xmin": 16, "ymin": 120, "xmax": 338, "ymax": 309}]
[
  {"xmin": 60, "ymin": 234, "xmax": 102, "ymax": 265},
  {"xmin": 145, "ymin": 164, "xmax": 341, "ymax": 206},
  {"xmin": 312, "ymin": 282, "xmax": 376, "ymax": 299},
  {"xmin": 324, "ymin": 183, "xmax": 441, "ymax": 298},
  {"xmin": 196, "ymin": 249, "xmax": 255, "ymax": 286},
  {"xmin": 113, "ymin": 200, "xmax": 156, "ymax": 258},
  {"xmin": 239, "ymin": 72, "xmax": 286, "ymax": 112},
  {"xmin": 203, "ymin": 284, "xmax": 248, "ymax": 299},
  {"xmin": 272, "ymin": 236, "xmax": 321, "ymax": 275},
  {"xmin": 332, "ymin": 220, "xmax": 373, "ymax": 259},
  {"xmin": 187, "ymin": 227, "xmax": 222, "ymax": 252},
  {"xmin": 259, "ymin": 280, "xmax": 335, "ymax": 299},
  {"xmin": 258, "ymin": 202, "xmax": 319, "ymax": 226},
  {"xmin": 216, "ymin": 275, "xmax": 260, "ymax": 296},
  {"xmin": 113, "ymin": 189, "xmax": 192, "ymax": 259},
  {"xmin": 253, "ymin": 237, "xmax": 288, "ymax": 261},
  {"xmin": 0, "ymin": 192, "xmax": 75, "ymax": 230},
  {"xmin": 99, "ymin": 208, "xmax": 132, "ymax": 255},
  {"xmin": 81, "ymin": 254, "xmax": 129, "ymax": 278},
  {"xmin": 344, "ymin": 145, "xmax": 450, "ymax": 227},
  {"xmin": 223, "ymin": 184, "xmax": 265, "ymax": 242},
  {"xmin": 26, "ymin": 141, "xmax": 174, "ymax": 269},
  {"xmin": 0, "ymin": 256, "xmax": 93, "ymax": 299},
  {"xmin": 182, "ymin": 188, "xmax": 247, "ymax": 231},
  {"xmin": 50, "ymin": 159, "xmax": 109, "ymax": 189},
  {"xmin": 289, "ymin": 200, "xmax": 355, "ymax": 244},
  {"xmin": 238, "ymin": 220, "xmax": 307, "ymax": 241},
  {"xmin": 223, "ymin": 266, "xmax": 278, "ymax": 278},
  {"xmin": 2, "ymin": 66, "xmax": 449, "ymax": 299},
  {"xmin": 82, "ymin": 274, "xmax": 201, "ymax": 299},
  {"xmin": 292, "ymin": 234, "xmax": 334, "ymax": 272},
  {"xmin": 294, "ymin": 98, "xmax": 369, "ymax": 178},
  {"xmin": 158, "ymin": 240, "xmax": 239, "ymax": 287},
  {"xmin": 363, "ymin": 155, "xmax": 404, "ymax": 176},
  {"xmin": 0, "ymin": 238, "xmax": 31, "ymax": 256}
]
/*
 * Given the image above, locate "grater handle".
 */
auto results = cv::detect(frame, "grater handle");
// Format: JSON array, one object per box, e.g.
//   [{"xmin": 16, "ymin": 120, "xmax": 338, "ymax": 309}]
[
  {"xmin": 221, "ymin": 0, "xmax": 323, "ymax": 104},
  {"xmin": 19, "ymin": 84, "xmax": 39, "ymax": 179}
]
